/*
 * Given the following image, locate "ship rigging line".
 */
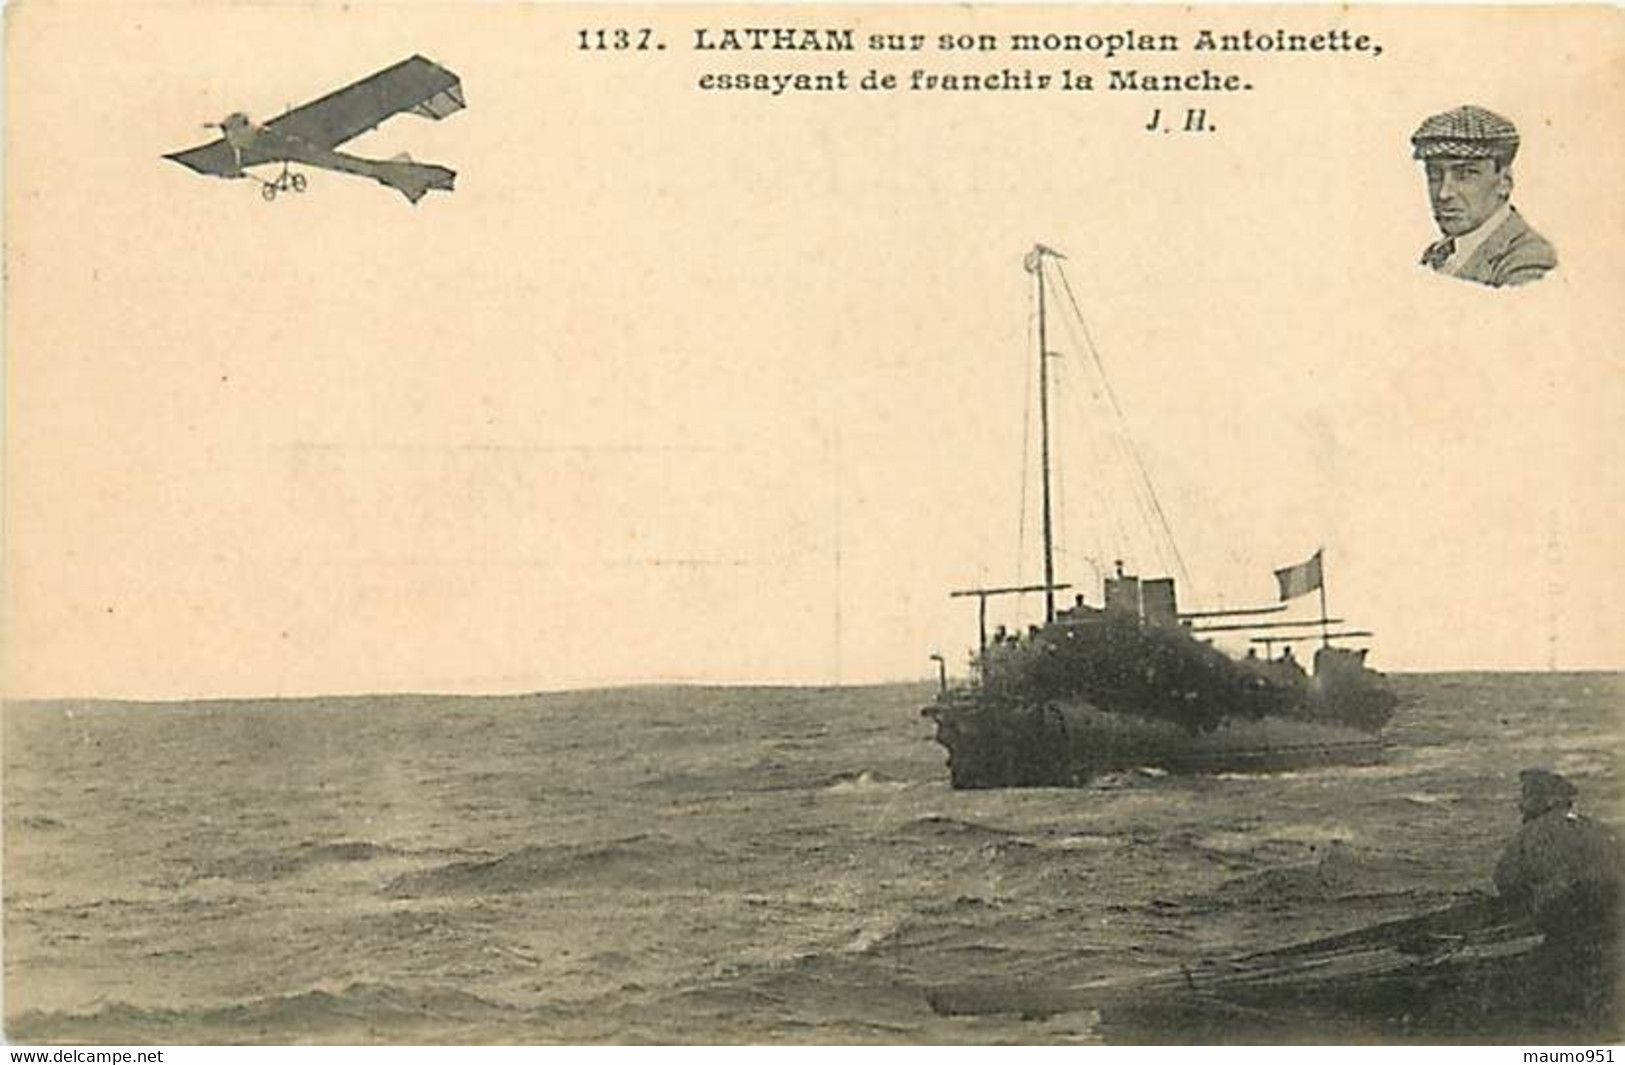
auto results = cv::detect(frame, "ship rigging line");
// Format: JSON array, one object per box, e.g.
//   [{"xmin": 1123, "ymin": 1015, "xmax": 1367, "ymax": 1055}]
[
  {"xmin": 1052, "ymin": 317, "xmax": 1154, "ymax": 579},
  {"xmin": 1052, "ymin": 261, "xmax": 1195, "ymax": 597},
  {"xmin": 1053, "ymin": 383, "xmax": 1069, "ymax": 581},
  {"xmin": 1046, "ymin": 274, "xmax": 1166, "ymax": 581},
  {"xmin": 1048, "ymin": 272, "xmax": 1179, "ymax": 586},
  {"xmin": 1015, "ymin": 290, "xmax": 1036, "ymax": 605}
]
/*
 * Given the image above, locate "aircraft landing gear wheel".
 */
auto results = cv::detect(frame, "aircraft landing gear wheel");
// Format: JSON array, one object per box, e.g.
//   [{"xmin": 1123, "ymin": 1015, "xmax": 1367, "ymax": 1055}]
[
  {"xmin": 261, "ymin": 182, "xmax": 278, "ymax": 202},
  {"xmin": 290, "ymin": 173, "xmax": 307, "ymax": 193}
]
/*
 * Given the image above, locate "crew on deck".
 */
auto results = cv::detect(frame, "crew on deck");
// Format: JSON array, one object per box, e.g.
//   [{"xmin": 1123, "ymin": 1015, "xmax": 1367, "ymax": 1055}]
[{"xmin": 1057, "ymin": 594, "xmax": 1102, "ymax": 622}]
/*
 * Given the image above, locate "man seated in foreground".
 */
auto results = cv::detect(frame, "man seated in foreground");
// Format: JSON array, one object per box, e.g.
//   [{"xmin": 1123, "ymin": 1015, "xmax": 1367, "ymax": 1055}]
[
  {"xmin": 1491, "ymin": 768, "xmax": 1621, "ymax": 1027},
  {"xmin": 1494, "ymin": 769, "xmax": 1621, "ymax": 934}
]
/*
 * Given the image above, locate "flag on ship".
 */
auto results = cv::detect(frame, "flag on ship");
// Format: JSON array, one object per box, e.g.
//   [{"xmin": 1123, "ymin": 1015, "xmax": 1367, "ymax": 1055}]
[{"xmin": 1274, "ymin": 550, "xmax": 1324, "ymax": 601}]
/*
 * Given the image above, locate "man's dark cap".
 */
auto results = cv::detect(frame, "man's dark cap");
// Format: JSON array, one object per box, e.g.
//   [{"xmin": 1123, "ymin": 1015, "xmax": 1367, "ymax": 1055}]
[
  {"xmin": 1412, "ymin": 105, "xmax": 1520, "ymax": 162},
  {"xmin": 1519, "ymin": 767, "xmax": 1578, "ymax": 807}
]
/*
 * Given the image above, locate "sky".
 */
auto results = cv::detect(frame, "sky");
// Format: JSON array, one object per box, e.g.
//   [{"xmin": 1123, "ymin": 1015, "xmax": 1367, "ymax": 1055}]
[{"xmin": 5, "ymin": 4, "xmax": 1623, "ymax": 698}]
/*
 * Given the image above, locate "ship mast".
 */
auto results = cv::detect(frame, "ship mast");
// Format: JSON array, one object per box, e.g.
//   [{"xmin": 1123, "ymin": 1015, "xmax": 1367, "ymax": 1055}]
[{"xmin": 1028, "ymin": 244, "xmax": 1063, "ymax": 625}]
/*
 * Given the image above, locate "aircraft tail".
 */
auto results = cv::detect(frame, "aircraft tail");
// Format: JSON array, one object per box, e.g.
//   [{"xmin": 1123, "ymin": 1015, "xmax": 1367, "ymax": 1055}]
[{"xmin": 374, "ymin": 158, "xmax": 456, "ymax": 204}]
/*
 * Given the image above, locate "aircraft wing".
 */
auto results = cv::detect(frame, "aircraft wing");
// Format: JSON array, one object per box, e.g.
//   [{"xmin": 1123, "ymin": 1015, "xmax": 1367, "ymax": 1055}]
[
  {"xmin": 265, "ymin": 55, "xmax": 465, "ymax": 149},
  {"xmin": 164, "ymin": 138, "xmax": 276, "ymax": 176}
]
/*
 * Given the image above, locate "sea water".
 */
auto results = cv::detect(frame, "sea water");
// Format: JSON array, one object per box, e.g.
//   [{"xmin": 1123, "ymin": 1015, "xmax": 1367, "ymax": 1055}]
[{"xmin": 4, "ymin": 673, "xmax": 1619, "ymax": 1044}]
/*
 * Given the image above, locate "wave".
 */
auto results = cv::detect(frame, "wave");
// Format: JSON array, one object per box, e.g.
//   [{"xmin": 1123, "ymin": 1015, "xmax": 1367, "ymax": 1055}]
[
  {"xmin": 897, "ymin": 814, "xmax": 1019, "ymax": 844},
  {"xmin": 7, "ymin": 982, "xmax": 529, "ymax": 1045},
  {"xmin": 824, "ymin": 770, "xmax": 911, "ymax": 795},
  {"xmin": 384, "ymin": 833, "xmax": 690, "ymax": 898},
  {"xmin": 193, "ymin": 840, "xmax": 410, "ymax": 883},
  {"xmin": 1189, "ymin": 822, "xmax": 1364, "ymax": 859},
  {"xmin": 632, "ymin": 758, "xmax": 836, "ymax": 797},
  {"xmin": 1196, "ymin": 841, "xmax": 1364, "ymax": 907},
  {"xmin": 1401, "ymin": 791, "xmax": 1459, "ymax": 806}
]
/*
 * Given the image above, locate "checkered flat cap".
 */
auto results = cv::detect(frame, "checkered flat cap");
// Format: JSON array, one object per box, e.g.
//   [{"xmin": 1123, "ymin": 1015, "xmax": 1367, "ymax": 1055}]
[{"xmin": 1411, "ymin": 105, "xmax": 1520, "ymax": 160}]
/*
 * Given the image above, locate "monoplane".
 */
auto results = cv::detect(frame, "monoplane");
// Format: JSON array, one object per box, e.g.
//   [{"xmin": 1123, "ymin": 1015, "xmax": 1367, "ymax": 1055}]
[{"xmin": 165, "ymin": 55, "xmax": 465, "ymax": 203}]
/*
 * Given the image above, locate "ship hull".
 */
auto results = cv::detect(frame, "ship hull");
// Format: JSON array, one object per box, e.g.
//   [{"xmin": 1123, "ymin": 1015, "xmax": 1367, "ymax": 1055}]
[
  {"xmin": 925, "ymin": 612, "xmax": 1398, "ymax": 788},
  {"xmin": 928, "ymin": 695, "xmax": 1386, "ymax": 788}
]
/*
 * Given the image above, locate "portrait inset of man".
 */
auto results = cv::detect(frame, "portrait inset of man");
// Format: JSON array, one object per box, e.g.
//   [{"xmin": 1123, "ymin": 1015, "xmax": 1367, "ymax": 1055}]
[{"xmin": 1412, "ymin": 105, "xmax": 1557, "ymax": 288}]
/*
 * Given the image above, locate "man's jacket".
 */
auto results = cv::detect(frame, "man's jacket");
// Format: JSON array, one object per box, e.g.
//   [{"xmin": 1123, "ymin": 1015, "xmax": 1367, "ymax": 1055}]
[{"xmin": 1424, "ymin": 207, "xmax": 1557, "ymax": 287}]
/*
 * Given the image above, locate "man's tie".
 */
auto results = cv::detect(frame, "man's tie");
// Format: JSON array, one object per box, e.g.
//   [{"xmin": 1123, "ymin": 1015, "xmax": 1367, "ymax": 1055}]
[{"xmin": 1421, "ymin": 238, "xmax": 1456, "ymax": 270}]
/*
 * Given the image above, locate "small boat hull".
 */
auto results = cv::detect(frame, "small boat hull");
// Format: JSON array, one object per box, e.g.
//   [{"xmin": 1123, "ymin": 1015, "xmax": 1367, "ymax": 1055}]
[
  {"xmin": 1095, "ymin": 913, "xmax": 1619, "ymax": 1043},
  {"xmin": 927, "ymin": 897, "xmax": 1622, "ymax": 1042}
]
